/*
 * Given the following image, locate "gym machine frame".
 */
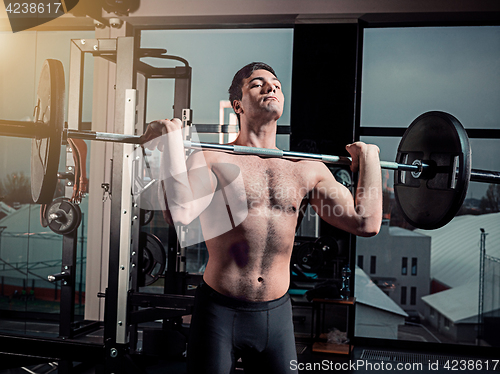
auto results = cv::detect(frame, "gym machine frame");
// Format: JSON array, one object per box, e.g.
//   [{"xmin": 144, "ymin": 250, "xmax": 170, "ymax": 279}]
[
  {"xmin": 0, "ymin": 37, "xmax": 197, "ymax": 371},
  {"xmin": 66, "ymin": 37, "xmax": 196, "ymax": 371},
  {"xmin": 58, "ymin": 35, "xmax": 262, "ymax": 370},
  {"xmin": 0, "ymin": 36, "xmax": 292, "ymax": 371}
]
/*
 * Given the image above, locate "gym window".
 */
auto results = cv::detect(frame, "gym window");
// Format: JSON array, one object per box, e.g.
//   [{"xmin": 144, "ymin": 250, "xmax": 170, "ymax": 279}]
[{"xmin": 355, "ymin": 24, "xmax": 500, "ymax": 350}]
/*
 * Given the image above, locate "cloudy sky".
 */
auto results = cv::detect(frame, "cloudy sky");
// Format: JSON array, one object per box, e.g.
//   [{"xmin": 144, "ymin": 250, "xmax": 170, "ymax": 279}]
[
  {"xmin": 360, "ymin": 26, "xmax": 500, "ymax": 199},
  {"xmin": 142, "ymin": 26, "xmax": 500, "ymax": 199}
]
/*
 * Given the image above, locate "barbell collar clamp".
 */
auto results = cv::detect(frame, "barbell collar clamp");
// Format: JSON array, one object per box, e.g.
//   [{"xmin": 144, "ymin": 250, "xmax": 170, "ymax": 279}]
[{"xmin": 48, "ymin": 211, "xmax": 65, "ymax": 224}]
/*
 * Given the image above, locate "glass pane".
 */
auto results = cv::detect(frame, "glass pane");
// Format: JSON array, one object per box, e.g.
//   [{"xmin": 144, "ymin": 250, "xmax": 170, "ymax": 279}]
[
  {"xmin": 357, "ymin": 133, "xmax": 500, "ymax": 346},
  {"xmin": 358, "ymin": 25, "xmax": 500, "ymax": 346},
  {"xmin": 0, "ymin": 30, "xmax": 93, "ymax": 335},
  {"xmin": 140, "ymin": 29, "xmax": 294, "ymax": 277},
  {"xmin": 0, "ymin": 141, "xmax": 88, "ymax": 334},
  {"xmin": 141, "ymin": 28, "xmax": 293, "ymax": 150},
  {"xmin": 361, "ymin": 26, "xmax": 500, "ymax": 129}
]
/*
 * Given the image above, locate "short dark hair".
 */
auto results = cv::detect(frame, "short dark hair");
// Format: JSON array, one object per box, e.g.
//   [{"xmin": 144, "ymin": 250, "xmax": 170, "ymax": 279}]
[{"xmin": 228, "ymin": 62, "xmax": 277, "ymax": 124}]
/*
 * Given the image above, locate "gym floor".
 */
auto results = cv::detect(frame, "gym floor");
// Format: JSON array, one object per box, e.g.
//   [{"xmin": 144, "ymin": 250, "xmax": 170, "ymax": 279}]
[
  {"xmin": 0, "ymin": 305, "xmax": 497, "ymax": 373},
  {"xmin": 0, "ymin": 308, "xmax": 354, "ymax": 374},
  {"xmin": 1, "ymin": 332, "xmax": 498, "ymax": 374}
]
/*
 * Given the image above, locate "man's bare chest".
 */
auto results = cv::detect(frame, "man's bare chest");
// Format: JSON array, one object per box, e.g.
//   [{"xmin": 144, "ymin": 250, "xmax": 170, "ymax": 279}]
[{"xmin": 211, "ymin": 155, "xmax": 313, "ymax": 210}]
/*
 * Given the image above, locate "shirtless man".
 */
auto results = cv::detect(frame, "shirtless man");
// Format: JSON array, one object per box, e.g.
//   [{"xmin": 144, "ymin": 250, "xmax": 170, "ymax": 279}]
[{"xmin": 144, "ymin": 62, "xmax": 382, "ymax": 374}]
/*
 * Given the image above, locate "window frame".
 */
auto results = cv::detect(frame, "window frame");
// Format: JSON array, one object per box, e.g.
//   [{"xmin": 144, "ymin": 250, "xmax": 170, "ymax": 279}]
[{"xmin": 353, "ymin": 20, "xmax": 500, "ymax": 357}]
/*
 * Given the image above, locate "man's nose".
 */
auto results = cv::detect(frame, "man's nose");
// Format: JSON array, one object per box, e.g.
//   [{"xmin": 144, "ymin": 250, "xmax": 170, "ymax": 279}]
[{"xmin": 264, "ymin": 82, "xmax": 275, "ymax": 93}]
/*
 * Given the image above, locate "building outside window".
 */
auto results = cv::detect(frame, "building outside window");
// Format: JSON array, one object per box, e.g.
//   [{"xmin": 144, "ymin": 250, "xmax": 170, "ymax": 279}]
[
  {"xmin": 410, "ymin": 287, "xmax": 417, "ymax": 305},
  {"xmin": 402, "ymin": 257, "xmax": 408, "ymax": 275},
  {"xmin": 358, "ymin": 255, "xmax": 364, "ymax": 269},
  {"xmin": 401, "ymin": 286, "xmax": 407, "ymax": 305},
  {"xmin": 411, "ymin": 258, "xmax": 418, "ymax": 276},
  {"xmin": 370, "ymin": 256, "xmax": 376, "ymax": 274}
]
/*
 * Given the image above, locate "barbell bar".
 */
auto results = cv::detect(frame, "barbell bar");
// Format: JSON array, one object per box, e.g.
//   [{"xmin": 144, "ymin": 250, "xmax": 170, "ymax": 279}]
[
  {"xmin": 1, "ymin": 59, "xmax": 500, "ymax": 230},
  {"xmin": 64, "ymin": 127, "xmax": 500, "ymax": 182},
  {"xmin": 65, "ymin": 128, "xmax": 415, "ymax": 170},
  {"xmin": 2, "ymin": 117, "xmax": 498, "ymax": 183},
  {"xmin": 0, "ymin": 119, "xmax": 431, "ymax": 171}
]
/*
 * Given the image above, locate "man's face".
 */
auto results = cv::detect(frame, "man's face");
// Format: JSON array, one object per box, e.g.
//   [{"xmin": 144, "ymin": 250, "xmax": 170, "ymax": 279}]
[{"xmin": 234, "ymin": 69, "xmax": 284, "ymax": 123}]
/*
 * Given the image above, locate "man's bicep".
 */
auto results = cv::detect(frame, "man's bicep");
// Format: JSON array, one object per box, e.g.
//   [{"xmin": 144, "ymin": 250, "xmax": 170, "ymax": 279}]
[
  {"xmin": 308, "ymin": 168, "xmax": 358, "ymax": 227},
  {"xmin": 157, "ymin": 150, "xmax": 217, "ymax": 225},
  {"xmin": 186, "ymin": 151, "xmax": 218, "ymax": 199}
]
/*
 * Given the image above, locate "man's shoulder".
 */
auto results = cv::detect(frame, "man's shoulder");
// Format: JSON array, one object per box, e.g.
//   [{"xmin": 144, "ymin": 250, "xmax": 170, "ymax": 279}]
[
  {"xmin": 187, "ymin": 148, "xmax": 227, "ymax": 162},
  {"xmin": 295, "ymin": 159, "xmax": 330, "ymax": 174}
]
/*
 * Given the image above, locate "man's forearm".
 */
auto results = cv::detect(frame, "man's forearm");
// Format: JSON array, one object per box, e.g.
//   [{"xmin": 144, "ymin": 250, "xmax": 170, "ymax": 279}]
[
  {"xmin": 158, "ymin": 127, "xmax": 215, "ymax": 226},
  {"xmin": 354, "ymin": 147, "xmax": 383, "ymax": 235}
]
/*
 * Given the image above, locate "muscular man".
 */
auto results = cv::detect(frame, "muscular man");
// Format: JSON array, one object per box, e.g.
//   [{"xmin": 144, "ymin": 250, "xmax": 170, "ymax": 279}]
[{"xmin": 144, "ymin": 62, "xmax": 382, "ymax": 373}]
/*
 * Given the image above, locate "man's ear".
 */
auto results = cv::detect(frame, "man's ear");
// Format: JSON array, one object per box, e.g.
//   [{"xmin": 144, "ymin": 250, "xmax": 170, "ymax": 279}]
[{"xmin": 233, "ymin": 100, "xmax": 243, "ymax": 114}]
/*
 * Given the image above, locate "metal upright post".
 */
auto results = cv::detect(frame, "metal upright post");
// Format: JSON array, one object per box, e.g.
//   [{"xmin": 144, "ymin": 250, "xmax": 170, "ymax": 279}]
[
  {"xmin": 0, "ymin": 226, "xmax": 5, "ymax": 260},
  {"xmin": 128, "ymin": 55, "xmax": 147, "ymax": 354},
  {"xmin": 173, "ymin": 66, "xmax": 191, "ymax": 119},
  {"xmin": 68, "ymin": 39, "xmax": 85, "ymax": 130},
  {"xmin": 477, "ymin": 228, "xmax": 487, "ymax": 344},
  {"xmin": 103, "ymin": 36, "xmax": 136, "ymax": 357},
  {"xmin": 0, "ymin": 227, "xmax": 6, "ymax": 296},
  {"xmin": 59, "ymin": 230, "xmax": 78, "ymax": 339},
  {"xmin": 164, "ymin": 66, "xmax": 192, "ymax": 295},
  {"xmin": 79, "ymin": 213, "xmax": 84, "ymax": 310}
]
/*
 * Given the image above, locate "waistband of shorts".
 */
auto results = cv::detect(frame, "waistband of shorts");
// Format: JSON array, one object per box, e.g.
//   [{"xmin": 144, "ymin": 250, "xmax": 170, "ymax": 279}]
[{"xmin": 198, "ymin": 281, "xmax": 290, "ymax": 311}]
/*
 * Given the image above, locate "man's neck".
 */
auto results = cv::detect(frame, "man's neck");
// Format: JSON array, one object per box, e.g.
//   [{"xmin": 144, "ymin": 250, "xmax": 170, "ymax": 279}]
[{"xmin": 233, "ymin": 120, "xmax": 278, "ymax": 149}]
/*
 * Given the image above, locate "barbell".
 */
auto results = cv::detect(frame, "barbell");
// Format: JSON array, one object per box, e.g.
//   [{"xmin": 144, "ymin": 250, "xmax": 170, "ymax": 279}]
[{"xmin": 1, "ymin": 59, "xmax": 500, "ymax": 230}]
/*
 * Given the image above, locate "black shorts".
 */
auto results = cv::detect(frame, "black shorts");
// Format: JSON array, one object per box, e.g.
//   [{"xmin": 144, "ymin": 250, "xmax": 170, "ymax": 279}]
[{"xmin": 187, "ymin": 282, "xmax": 298, "ymax": 374}]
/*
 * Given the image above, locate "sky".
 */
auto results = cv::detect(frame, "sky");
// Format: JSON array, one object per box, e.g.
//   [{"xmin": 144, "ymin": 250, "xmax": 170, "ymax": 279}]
[{"xmin": 360, "ymin": 26, "xmax": 500, "ymax": 199}]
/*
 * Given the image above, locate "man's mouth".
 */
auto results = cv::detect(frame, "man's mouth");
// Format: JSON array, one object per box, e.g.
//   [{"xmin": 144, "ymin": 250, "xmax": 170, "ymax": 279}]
[{"xmin": 264, "ymin": 96, "xmax": 278, "ymax": 102}]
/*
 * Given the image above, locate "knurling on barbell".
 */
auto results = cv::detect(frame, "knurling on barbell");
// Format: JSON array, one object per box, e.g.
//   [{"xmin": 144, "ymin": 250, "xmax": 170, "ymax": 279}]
[{"xmin": 1, "ymin": 59, "xmax": 500, "ymax": 230}]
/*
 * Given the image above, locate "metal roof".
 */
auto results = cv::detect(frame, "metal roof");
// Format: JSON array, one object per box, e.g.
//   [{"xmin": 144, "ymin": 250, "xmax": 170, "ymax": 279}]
[
  {"xmin": 421, "ymin": 279, "xmax": 498, "ymax": 324},
  {"xmin": 415, "ymin": 213, "xmax": 500, "ymax": 288},
  {"xmin": 355, "ymin": 266, "xmax": 408, "ymax": 317}
]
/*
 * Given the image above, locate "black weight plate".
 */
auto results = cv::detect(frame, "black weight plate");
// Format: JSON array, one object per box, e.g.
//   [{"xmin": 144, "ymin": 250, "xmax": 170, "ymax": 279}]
[
  {"xmin": 139, "ymin": 232, "xmax": 166, "ymax": 286},
  {"xmin": 394, "ymin": 111, "xmax": 471, "ymax": 229},
  {"xmin": 314, "ymin": 236, "xmax": 340, "ymax": 260},
  {"xmin": 46, "ymin": 197, "xmax": 82, "ymax": 235},
  {"xmin": 295, "ymin": 242, "xmax": 324, "ymax": 273},
  {"xmin": 31, "ymin": 59, "xmax": 65, "ymax": 204}
]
